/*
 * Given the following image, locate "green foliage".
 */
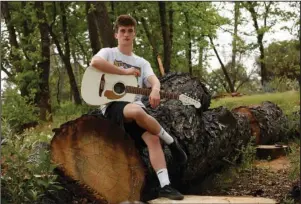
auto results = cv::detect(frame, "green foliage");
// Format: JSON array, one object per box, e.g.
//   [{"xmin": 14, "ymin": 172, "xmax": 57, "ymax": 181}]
[
  {"xmin": 285, "ymin": 111, "xmax": 300, "ymax": 140},
  {"xmin": 1, "ymin": 125, "xmax": 62, "ymax": 203},
  {"xmin": 2, "ymin": 88, "xmax": 39, "ymax": 132},
  {"xmin": 52, "ymin": 101, "xmax": 93, "ymax": 124},
  {"xmin": 204, "ymin": 62, "xmax": 253, "ymax": 94},
  {"xmin": 212, "ymin": 138, "xmax": 256, "ymax": 190},
  {"xmin": 238, "ymin": 137, "xmax": 257, "ymax": 169},
  {"xmin": 287, "ymin": 140, "xmax": 300, "ymax": 181},
  {"xmin": 264, "ymin": 40, "xmax": 300, "ymax": 80},
  {"xmin": 263, "ymin": 76, "xmax": 299, "ymax": 93}
]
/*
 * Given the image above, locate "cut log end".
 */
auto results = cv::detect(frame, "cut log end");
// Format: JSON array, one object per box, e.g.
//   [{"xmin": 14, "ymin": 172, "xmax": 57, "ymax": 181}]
[
  {"xmin": 51, "ymin": 115, "xmax": 145, "ymax": 203},
  {"xmin": 256, "ymin": 145, "xmax": 289, "ymax": 160}
]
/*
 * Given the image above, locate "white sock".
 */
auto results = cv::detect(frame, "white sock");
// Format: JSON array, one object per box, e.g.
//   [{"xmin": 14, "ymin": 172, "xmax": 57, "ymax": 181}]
[
  {"xmin": 156, "ymin": 168, "xmax": 170, "ymax": 188},
  {"xmin": 158, "ymin": 127, "xmax": 174, "ymax": 145}
]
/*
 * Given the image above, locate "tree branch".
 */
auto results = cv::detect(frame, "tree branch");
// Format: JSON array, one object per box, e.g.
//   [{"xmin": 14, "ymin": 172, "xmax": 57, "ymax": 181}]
[{"xmin": 1, "ymin": 66, "xmax": 13, "ymax": 78}]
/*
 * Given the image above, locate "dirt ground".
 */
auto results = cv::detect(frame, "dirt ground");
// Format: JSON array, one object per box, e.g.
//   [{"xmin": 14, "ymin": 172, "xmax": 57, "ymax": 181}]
[{"xmin": 203, "ymin": 156, "xmax": 299, "ymax": 203}]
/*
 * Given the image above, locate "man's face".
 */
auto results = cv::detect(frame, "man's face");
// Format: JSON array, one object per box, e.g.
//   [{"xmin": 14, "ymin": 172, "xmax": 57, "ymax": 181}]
[{"xmin": 115, "ymin": 26, "xmax": 136, "ymax": 46}]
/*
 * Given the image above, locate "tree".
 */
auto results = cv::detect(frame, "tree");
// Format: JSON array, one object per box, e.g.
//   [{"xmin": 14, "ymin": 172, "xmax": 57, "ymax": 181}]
[
  {"xmin": 93, "ymin": 2, "xmax": 116, "ymax": 48},
  {"xmin": 35, "ymin": 1, "xmax": 52, "ymax": 121},
  {"xmin": 209, "ymin": 35, "xmax": 235, "ymax": 92},
  {"xmin": 48, "ymin": 2, "xmax": 82, "ymax": 105},
  {"xmin": 264, "ymin": 40, "xmax": 300, "ymax": 80},
  {"xmin": 158, "ymin": 2, "xmax": 172, "ymax": 73},
  {"xmin": 231, "ymin": 2, "xmax": 240, "ymax": 76},
  {"xmin": 242, "ymin": 2, "xmax": 297, "ymax": 86},
  {"xmin": 86, "ymin": 2, "xmax": 101, "ymax": 55}
]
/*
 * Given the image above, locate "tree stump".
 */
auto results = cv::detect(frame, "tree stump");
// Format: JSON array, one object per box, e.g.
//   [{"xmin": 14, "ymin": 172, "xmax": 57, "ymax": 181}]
[
  {"xmin": 256, "ymin": 145, "xmax": 289, "ymax": 160},
  {"xmin": 51, "ymin": 114, "xmax": 145, "ymax": 203},
  {"xmin": 232, "ymin": 101, "xmax": 288, "ymax": 145}
]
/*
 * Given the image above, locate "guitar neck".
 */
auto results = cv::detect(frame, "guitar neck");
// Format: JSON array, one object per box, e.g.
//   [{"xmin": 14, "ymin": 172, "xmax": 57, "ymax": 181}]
[{"xmin": 126, "ymin": 86, "xmax": 179, "ymax": 99}]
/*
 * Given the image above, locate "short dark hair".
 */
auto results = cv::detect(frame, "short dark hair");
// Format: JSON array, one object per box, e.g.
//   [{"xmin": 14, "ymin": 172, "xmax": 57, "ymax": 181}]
[{"xmin": 114, "ymin": 15, "xmax": 137, "ymax": 33}]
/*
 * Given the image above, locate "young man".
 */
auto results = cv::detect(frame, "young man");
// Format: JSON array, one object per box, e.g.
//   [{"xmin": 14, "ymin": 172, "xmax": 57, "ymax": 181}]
[{"xmin": 90, "ymin": 15, "xmax": 187, "ymax": 200}]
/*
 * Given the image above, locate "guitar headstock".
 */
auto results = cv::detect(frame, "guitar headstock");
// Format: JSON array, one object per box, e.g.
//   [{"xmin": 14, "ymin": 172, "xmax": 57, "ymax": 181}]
[{"xmin": 179, "ymin": 94, "xmax": 201, "ymax": 108}]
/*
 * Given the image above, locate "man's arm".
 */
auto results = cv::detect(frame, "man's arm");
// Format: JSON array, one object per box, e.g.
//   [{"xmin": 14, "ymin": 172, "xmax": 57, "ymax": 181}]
[
  {"xmin": 90, "ymin": 56, "xmax": 126, "ymax": 75},
  {"xmin": 147, "ymin": 75, "xmax": 160, "ymax": 90},
  {"xmin": 90, "ymin": 56, "xmax": 140, "ymax": 76},
  {"xmin": 147, "ymin": 75, "xmax": 161, "ymax": 108}
]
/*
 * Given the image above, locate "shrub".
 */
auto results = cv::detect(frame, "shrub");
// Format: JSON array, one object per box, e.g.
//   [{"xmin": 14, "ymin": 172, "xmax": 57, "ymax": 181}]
[
  {"xmin": 1, "ymin": 130, "xmax": 62, "ymax": 203},
  {"xmin": 2, "ymin": 88, "xmax": 38, "ymax": 133},
  {"xmin": 263, "ymin": 77, "xmax": 299, "ymax": 93}
]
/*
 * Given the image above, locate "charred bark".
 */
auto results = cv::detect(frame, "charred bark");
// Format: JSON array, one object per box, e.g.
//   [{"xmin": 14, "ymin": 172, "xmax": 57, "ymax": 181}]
[
  {"xmin": 147, "ymin": 72, "xmax": 212, "ymax": 113},
  {"xmin": 232, "ymin": 101, "xmax": 288, "ymax": 145}
]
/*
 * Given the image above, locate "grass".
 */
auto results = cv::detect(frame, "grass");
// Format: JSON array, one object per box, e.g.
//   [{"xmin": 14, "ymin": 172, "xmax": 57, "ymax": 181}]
[{"xmin": 210, "ymin": 91, "xmax": 300, "ymax": 115}]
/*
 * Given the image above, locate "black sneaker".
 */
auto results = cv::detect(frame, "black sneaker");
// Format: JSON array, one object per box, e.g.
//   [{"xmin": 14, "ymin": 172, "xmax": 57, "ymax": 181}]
[
  {"xmin": 159, "ymin": 184, "xmax": 184, "ymax": 200},
  {"xmin": 169, "ymin": 139, "xmax": 188, "ymax": 165}
]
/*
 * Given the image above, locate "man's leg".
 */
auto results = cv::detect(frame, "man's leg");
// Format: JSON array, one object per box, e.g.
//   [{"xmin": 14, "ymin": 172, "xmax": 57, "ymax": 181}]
[
  {"xmin": 123, "ymin": 104, "xmax": 187, "ymax": 164},
  {"xmin": 141, "ymin": 132, "xmax": 184, "ymax": 200}
]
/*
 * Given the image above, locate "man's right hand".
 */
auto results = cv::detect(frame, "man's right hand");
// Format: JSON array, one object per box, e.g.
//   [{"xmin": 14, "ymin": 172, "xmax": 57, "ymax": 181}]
[{"xmin": 123, "ymin": 67, "xmax": 141, "ymax": 77}]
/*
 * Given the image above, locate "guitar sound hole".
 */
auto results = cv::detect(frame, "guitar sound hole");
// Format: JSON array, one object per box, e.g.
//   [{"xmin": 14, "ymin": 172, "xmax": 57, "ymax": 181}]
[{"xmin": 114, "ymin": 82, "xmax": 125, "ymax": 94}]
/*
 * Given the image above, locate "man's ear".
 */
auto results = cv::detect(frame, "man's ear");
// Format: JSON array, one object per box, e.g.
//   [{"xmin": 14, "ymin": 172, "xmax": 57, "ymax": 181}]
[{"xmin": 114, "ymin": 32, "xmax": 118, "ymax": 39}]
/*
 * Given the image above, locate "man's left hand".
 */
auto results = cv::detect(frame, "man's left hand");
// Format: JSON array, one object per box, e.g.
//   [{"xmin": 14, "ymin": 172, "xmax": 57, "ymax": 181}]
[{"xmin": 149, "ymin": 88, "xmax": 160, "ymax": 108}]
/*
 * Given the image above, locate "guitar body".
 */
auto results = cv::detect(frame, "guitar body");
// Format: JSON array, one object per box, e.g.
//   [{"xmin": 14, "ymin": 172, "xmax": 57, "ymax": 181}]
[{"xmin": 81, "ymin": 66, "xmax": 137, "ymax": 106}]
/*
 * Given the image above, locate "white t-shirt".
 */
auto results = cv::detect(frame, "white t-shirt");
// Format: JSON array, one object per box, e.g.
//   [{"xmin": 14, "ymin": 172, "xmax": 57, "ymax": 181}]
[{"xmin": 94, "ymin": 47, "xmax": 155, "ymax": 114}]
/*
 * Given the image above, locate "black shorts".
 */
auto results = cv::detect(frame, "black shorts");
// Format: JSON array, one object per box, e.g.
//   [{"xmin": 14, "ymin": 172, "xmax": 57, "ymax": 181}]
[{"xmin": 104, "ymin": 101, "xmax": 148, "ymax": 147}]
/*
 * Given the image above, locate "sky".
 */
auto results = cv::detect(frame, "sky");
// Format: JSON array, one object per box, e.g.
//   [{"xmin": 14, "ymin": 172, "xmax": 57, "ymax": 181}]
[{"xmin": 1, "ymin": 2, "xmax": 299, "ymax": 89}]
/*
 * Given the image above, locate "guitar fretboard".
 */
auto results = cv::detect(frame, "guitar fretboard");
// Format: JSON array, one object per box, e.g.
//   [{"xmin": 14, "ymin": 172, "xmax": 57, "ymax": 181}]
[{"xmin": 125, "ymin": 86, "xmax": 179, "ymax": 99}]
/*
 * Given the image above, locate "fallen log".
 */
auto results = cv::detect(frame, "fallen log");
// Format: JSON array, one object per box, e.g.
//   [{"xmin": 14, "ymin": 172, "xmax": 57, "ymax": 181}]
[
  {"xmin": 50, "ymin": 105, "xmax": 251, "ymax": 202},
  {"xmin": 232, "ymin": 101, "xmax": 288, "ymax": 145},
  {"xmin": 50, "ymin": 73, "xmax": 286, "ymax": 202},
  {"xmin": 142, "ymin": 72, "xmax": 211, "ymax": 113},
  {"xmin": 141, "ymin": 102, "xmax": 251, "ymax": 199}
]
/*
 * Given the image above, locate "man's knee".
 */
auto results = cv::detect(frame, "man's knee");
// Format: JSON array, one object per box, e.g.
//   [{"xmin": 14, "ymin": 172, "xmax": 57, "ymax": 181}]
[{"xmin": 124, "ymin": 104, "xmax": 147, "ymax": 121}]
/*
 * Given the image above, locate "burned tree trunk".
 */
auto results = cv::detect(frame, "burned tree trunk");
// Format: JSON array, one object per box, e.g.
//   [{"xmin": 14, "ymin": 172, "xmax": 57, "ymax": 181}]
[{"xmin": 232, "ymin": 101, "xmax": 288, "ymax": 145}]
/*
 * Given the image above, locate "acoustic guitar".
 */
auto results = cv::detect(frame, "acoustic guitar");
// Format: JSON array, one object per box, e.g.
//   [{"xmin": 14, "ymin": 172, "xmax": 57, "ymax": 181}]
[{"xmin": 81, "ymin": 66, "xmax": 201, "ymax": 108}]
